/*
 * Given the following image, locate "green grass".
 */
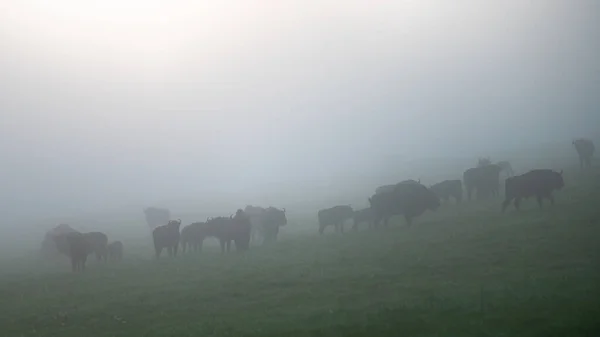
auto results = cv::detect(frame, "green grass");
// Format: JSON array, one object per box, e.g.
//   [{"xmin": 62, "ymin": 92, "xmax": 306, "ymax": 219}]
[{"xmin": 1, "ymin": 169, "xmax": 600, "ymax": 337}]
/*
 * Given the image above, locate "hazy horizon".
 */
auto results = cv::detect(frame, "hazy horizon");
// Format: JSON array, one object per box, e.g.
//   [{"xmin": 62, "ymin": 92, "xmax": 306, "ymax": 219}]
[{"xmin": 1, "ymin": 1, "xmax": 599, "ymax": 223}]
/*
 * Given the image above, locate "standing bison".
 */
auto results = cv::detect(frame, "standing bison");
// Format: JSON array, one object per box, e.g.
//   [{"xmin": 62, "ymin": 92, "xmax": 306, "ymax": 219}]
[
  {"xmin": 41, "ymin": 224, "xmax": 79, "ymax": 257},
  {"xmin": 317, "ymin": 205, "xmax": 354, "ymax": 234},
  {"xmin": 84, "ymin": 232, "xmax": 109, "ymax": 262},
  {"xmin": 430, "ymin": 179, "xmax": 462, "ymax": 204},
  {"xmin": 463, "ymin": 164, "xmax": 502, "ymax": 200},
  {"xmin": 244, "ymin": 205, "xmax": 287, "ymax": 245},
  {"xmin": 180, "ymin": 222, "xmax": 205, "ymax": 253},
  {"xmin": 200, "ymin": 210, "xmax": 252, "ymax": 253},
  {"xmin": 369, "ymin": 182, "xmax": 440, "ymax": 228},
  {"xmin": 573, "ymin": 138, "xmax": 595, "ymax": 169},
  {"xmin": 502, "ymin": 169, "xmax": 565, "ymax": 212},
  {"xmin": 152, "ymin": 219, "xmax": 182, "ymax": 259},
  {"xmin": 352, "ymin": 207, "xmax": 375, "ymax": 230},
  {"xmin": 53, "ymin": 231, "xmax": 108, "ymax": 272}
]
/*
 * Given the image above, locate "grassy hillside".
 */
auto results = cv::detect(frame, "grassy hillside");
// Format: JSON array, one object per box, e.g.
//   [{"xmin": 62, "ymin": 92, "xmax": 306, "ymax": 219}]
[{"xmin": 1, "ymin": 168, "xmax": 599, "ymax": 337}]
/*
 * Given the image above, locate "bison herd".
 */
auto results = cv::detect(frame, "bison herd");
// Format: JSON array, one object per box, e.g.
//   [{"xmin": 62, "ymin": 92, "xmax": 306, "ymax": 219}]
[{"xmin": 44, "ymin": 139, "xmax": 593, "ymax": 272}]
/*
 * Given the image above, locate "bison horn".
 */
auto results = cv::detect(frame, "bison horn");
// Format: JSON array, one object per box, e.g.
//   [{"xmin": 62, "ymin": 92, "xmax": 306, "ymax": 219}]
[
  {"xmin": 177, "ymin": 219, "xmax": 181, "ymax": 224},
  {"xmin": 559, "ymin": 170, "xmax": 563, "ymax": 175},
  {"xmin": 417, "ymin": 179, "xmax": 421, "ymax": 184},
  {"xmin": 283, "ymin": 207, "xmax": 286, "ymax": 213}
]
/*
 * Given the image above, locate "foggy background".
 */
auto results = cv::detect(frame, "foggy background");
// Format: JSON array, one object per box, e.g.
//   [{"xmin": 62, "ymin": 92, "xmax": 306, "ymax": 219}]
[{"xmin": 1, "ymin": 0, "xmax": 599, "ymax": 227}]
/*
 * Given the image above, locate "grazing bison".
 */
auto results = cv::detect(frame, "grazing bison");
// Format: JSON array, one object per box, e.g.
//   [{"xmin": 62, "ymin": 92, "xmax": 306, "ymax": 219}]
[
  {"xmin": 108, "ymin": 241, "xmax": 124, "ymax": 261},
  {"xmin": 573, "ymin": 138, "xmax": 595, "ymax": 169},
  {"xmin": 369, "ymin": 182, "xmax": 440, "ymax": 227},
  {"xmin": 502, "ymin": 169, "xmax": 565, "ymax": 212},
  {"xmin": 83, "ymin": 232, "xmax": 109, "ymax": 262},
  {"xmin": 497, "ymin": 160, "xmax": 515, "ymax": 177},
  {"xmin": 143, "ymin": 207, "xmax": 171, "ymax": 230},
  {"xmin": 244, "ymin": 205, "xmax": 287, "ymax": 245},
  {"xmin": 352, "ymin": 207, "xmax": 374, "ymax": 230},
  {"xmin": 318, "ymin": 205, "xmax": 354, "ymax": 234},
  {"xmin": 430, "ymin": 179, "xmax": 462, "ymax": 204},
  {"xmin": 200, "ymin": 210, "xmax": 252, "ymax": 253},
  {"xmin": 463, "ymin": 164, "xmax": 502, "ymax": 200},
  {"xmin": 152, "ymin": 219, "xmax": 182, "ymax": 259}
]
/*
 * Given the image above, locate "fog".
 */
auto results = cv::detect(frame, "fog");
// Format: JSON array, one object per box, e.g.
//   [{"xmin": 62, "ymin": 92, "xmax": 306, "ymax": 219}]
[{"xmin": 1, "ymin": 1, "xmax": 599, "ymax": 224}]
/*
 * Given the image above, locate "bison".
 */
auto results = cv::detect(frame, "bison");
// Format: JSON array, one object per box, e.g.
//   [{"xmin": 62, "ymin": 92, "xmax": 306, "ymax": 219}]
[
  {"xmin": 463, "ymin": 164, "xmax": 502, "ymax": 200},
  {"xmin": 318, "ymin": 205, "xmax": 354, "ymax": 234},
  {"xmin": 430, "ymin": 179, "xmax": 462, "ymax": 204},
  {"xmin": 107, "ymin": 241, "xmax": 124, "ymax": 262},
  {"xmin": 352, "ymin": 207, "xmax": 374, "ymax": 230},
  {"xmin": 375, "ymin": 179, "xmax": 421, "ymax": 195},
  {"xmin": 200, "ymin": 210, "xmax": 252, "ymax": 253},
  {"xmin": 53, "ymin": 232, "xmax": 93, "ymax": 272},
  {"xmin": 41, "ymin": 224, "xmax": 79, "ymax": 257},
  {"xmin": 84, "ymin": 232, "xmax": 109, "ymax": 263},
  {"xmin": 573, "ymin": 138, "xmax": 595, "ymax": 169},
  {"xmin": 501, "ymin": 169, "xmax": 565, "ymax": 212},
  {"xmin": 180, "ymin": 222, "xmax": 205, "ymax": 253},
  {"xmin": 369, "ymin": 182, "xmax": 440, "ymax": 228},
  {"xmin": 244, "ymin": 205, "xmax": 287, "ymax": 245},
  {"xmin": 152, "ymin": 219, "xmax": 182, "ymax": 259}
]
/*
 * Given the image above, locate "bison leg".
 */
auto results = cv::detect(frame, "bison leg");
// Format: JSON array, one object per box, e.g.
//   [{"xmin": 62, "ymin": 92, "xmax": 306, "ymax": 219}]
[
  {"xmin": 219, "ymin": 239, "xmax": 226, "ymax": 254},
  {"xmin": 514, "ymin": 197, "xmax": 522, "ymax": 210},
  {"xmin": 536, "ymin": 195, "xmax": 544, "ymax": 209},
  {"xmin": 547, "ymin": 193, "xmax": 555, "ymax": 205},
  {"xmin": 155, "ymin": 246, "xmax": 163, "ymax": 259},
  {"xmin": 340, "ymin": 222, "xmax": 345, "ymax": 233}
]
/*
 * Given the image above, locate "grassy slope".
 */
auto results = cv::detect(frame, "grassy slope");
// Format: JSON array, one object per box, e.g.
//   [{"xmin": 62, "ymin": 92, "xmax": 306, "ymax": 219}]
[{"xmin": 1, "ymin": 169, "xmax": 600, "ymax": 337}]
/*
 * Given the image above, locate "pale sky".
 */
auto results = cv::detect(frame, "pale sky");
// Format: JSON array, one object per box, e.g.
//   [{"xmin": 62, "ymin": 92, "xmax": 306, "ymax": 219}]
[{"xmin": 0, "ymin": 0, "xmax": 599, "ymax": 221}]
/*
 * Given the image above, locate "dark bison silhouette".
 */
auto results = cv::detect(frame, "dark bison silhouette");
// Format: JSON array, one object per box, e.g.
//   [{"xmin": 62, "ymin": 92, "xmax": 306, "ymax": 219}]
[
  {"xmin": 369, "ymin": 182, "xmax": 440, "ymax": 228},
  {"xmin": 152, "ymin": 219, "xmax": 182, "ymax": 259},
  {"xmin": 430, "ymin": 179, "xmax": 463, "ymax": 204},
  {"xmin": 463, "ymin": 164, "xmax": 502, "ymax": 200},
  {"xmin": 317, "ymin": 205, "xmax": 354, "ymax": 234},
  {"xmin": 108, "ymin": 241, "xmax": 124, "ymax": 261},
  {"xmin": 573, "ymin": 138, "xmax": 595, "ymax": 169},
  {"xmin": 375, "ymin": 179, "xmax": 421, "ymax": 195},
  {"xmin": 180, "ymin": 221, "xmax": 206, "ymax": 253},
  {"xmin": 53, "ymin": 231, "xmax": 107, "ymax": 272},
  {"xmin": 502, "ymin": 169, "xmax": 565, "ymax": 212},
  {"xmin": 199, "ymin": 210, "xmax": 252, "ymax": 253},
  {"xmin": 244, "ymin": 206, "xmax": 287, "ymax": 245},
  {"xmin": 352, "ymin": 207, "xmax": 375, "ymax": 230},
  {"xmin": 85, "ymin": 232, "xmax": 109, "ymax": 262},
  {"xmin": 41, "ymin": 224, "xmax": 79, "ymax": 256}
]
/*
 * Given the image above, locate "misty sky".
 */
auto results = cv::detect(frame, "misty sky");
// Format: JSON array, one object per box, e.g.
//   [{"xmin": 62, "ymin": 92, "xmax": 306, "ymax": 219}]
[{"xmin": 1, "ymin": 0, "xmax": 599, "ymax": 220}]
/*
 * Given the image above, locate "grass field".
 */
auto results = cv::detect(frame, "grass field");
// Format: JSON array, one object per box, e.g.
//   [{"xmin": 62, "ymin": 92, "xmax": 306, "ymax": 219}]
[{"xmin": 1, "ymin": 168, "xmax": 600, "ymax": 337}]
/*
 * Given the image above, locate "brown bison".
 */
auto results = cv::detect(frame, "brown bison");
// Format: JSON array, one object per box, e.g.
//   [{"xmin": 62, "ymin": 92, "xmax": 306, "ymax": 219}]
[
  {"xmin": 352, "ymin": 207, "xmax": 375, "ymax": 230},
  {"xmin": 180, "ymin": 222, "xmax": 205, "ymax": 253},
  {"xmin": 369, "ymin": 182, "xmax": 440, "ymax": 228},
  {"xmin": 84, "ymin": 232, "xmax": 109, "ymax": 262},
  {"xmin": 430, "ymin": 179, "xmax": 463, "ymax": 204},
  {"xmin": 108, "ymin": 241, "xmax": 124, "ymax": 261},
  {"xmin": 243, "ymin": 205, "xmax": 287, "ymax": 245},
  {"xmin": 41, "ymin": 224, "xmax": 79, "ymax": 256},
  {"xmin": 463, "ymin": 164, "xmax": 502, "ymax": 200},
  {"xmin": 318, "ymin": 205, "xmax": 354, "ymax": 234},
  {"xmin": 152, "ymin": 219, "xmax": 182, "ymax": 259},
  {"xmin": 502, "ymin": 169, "xmax": 565, "ymax": 212},
  {"xmin": 199, "ymin": 210, "xmax": 252, "ymax": 254}
]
